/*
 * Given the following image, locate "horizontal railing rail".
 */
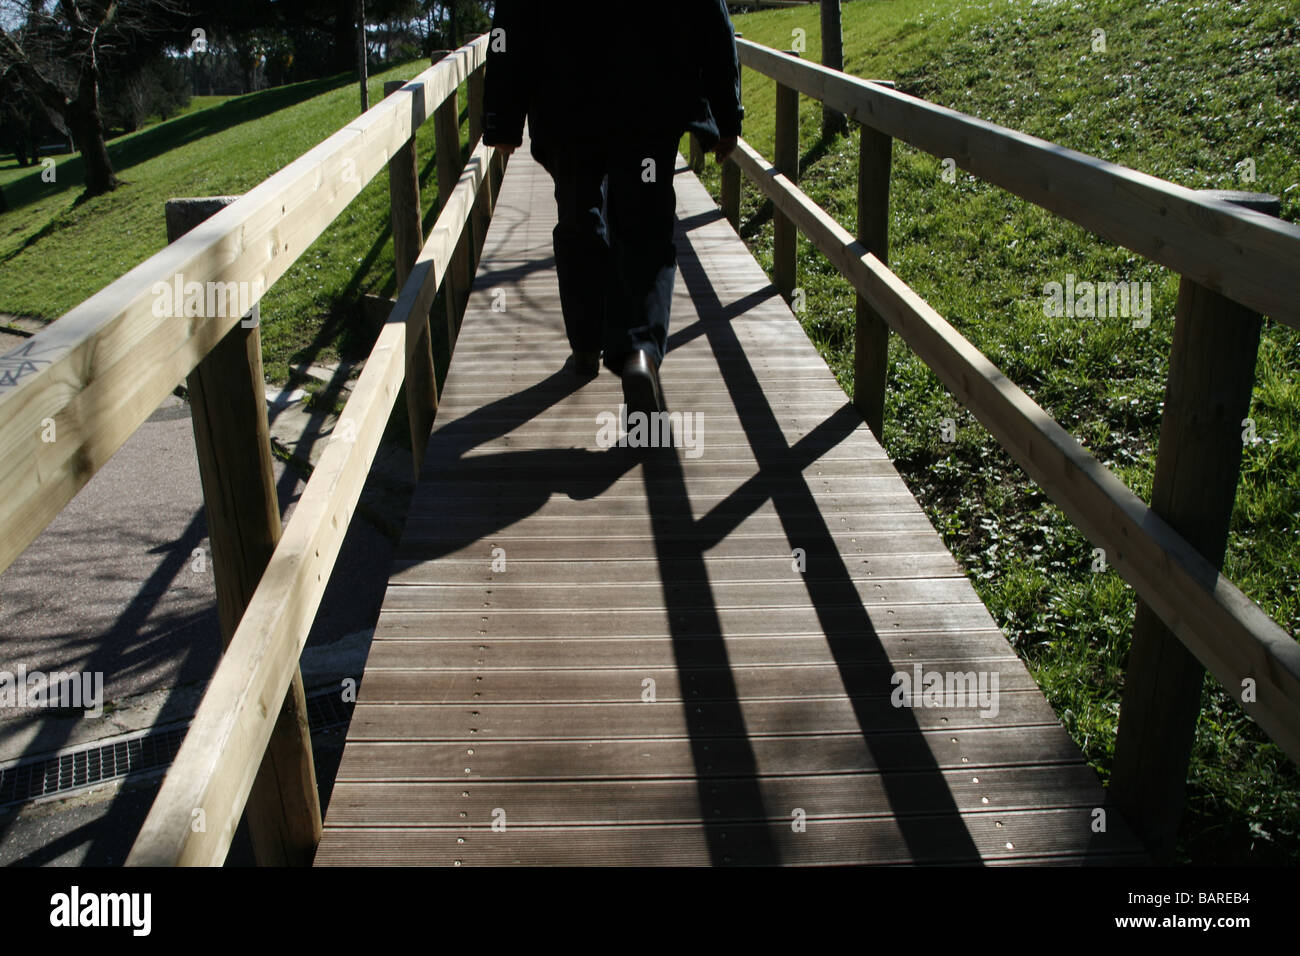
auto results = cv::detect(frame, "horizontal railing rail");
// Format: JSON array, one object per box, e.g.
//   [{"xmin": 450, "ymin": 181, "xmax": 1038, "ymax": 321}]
[
  {"xmin": 727, "ymin": 36, "xmax": 1300, "ymax": 861},
  {"xmin": 126, "ymin": 138, "xmax": 495, "ymax": 865},
  {"xmin": 118, "ymin": 40, "xmax": 495, "ymax": 866},
  {"xmin": 0, "ymin": 35, "xmax": 492, "ymax": 865},
  {"xmin": 0, "ymin": 37, "xmax": 488, "ymax": 578},
  {"xmin": 730, "ymin": 137, "xmax": 1300, "ymax": 760},
  {"xmin": 736, "ymin": 38, "xmax": 1300, "ymax": 330}
]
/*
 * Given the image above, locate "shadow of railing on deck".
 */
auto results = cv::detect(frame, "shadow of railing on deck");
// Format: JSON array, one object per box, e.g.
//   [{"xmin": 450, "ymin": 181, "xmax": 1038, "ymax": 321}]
[{"xmin": 673, "ymin": 203, "xmax": 985, "ymax": 864}]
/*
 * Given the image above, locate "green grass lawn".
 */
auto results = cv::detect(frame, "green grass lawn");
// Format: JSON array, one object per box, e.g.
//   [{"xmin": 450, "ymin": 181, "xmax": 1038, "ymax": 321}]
[
  {"xmin": 1, "ymin": 97, "xmax": 237, "ymax": 189},
  {"xmin": 708, "ymin": 0, "xmax": 1300, "ymax": 862},
  {"xmin": 163, "ymin": 94, "xmax": 239, "ymax": 122},
  {"xmin": 0, "ymin": 63, "xmax": 470, "ymax": 384}
]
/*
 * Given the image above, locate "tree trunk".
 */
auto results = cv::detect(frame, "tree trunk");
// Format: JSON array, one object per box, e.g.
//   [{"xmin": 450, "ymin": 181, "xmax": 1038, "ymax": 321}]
[
  {"xmin": 448, "ymin": 0, "xmax": 458, "ymax": 48},
  {"xmin": 820, "ymin": 0, "xmax": 846, "ymax": 138},
  {"xmin": 333, "ymin": 0, "xmax": 356, "ymax": 73},
  {"xmin": 68, "ymin": 69, "xmax": 119, "ymax": 197},
  {"xmin": 356, "ymin": 0, "xmax": 369, "ymax": 112}
]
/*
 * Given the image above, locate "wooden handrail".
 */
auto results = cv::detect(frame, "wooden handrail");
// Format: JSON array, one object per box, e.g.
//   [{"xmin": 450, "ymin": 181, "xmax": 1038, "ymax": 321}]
[
  {"xmin": 725, "ymin": 34, "xmax": 1300, "ymax": 859},
  {"xmin": 0, "ymin": 36, "xmax": 489, "ymax": 579},
  {"xmin": 165, "ymin": 196, "xmax": 321, "ymax": 865},
  {"xmin": 0, "ymin": 37, "xmax": 491, "ymax": 864},
  {"xmin": 126, "ymin": 138, "xmax": 497, "ymax": 867},
  {"xmin": 729, "ymin": 137, "xmax": 1300, "ymax": 766},
  {"xmin": 736, "ymin": 38, "xmax": 1300, "ymax": 329}
]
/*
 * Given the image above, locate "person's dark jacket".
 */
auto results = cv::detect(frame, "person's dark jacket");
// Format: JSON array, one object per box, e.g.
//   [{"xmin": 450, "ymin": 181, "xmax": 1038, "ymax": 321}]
[{"xmin": 481, "ymin": 0, "xmax": 743, "ymax": 150}]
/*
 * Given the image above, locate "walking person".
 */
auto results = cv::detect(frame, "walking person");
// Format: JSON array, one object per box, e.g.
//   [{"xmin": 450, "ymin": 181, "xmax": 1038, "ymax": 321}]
[{"xmin": 480, "ymin": 0, "xmax": 743, "ymax": 414}]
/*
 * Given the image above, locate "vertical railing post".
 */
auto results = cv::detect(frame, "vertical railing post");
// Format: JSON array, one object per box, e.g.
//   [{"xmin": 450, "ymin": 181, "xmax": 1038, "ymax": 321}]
[
  {"xmin": 1110, "ymin": 189, "xmax": 1281, "ymax": 862},
  {"xmin": 165, "ymin": 197, "xmax": 322, "ymax": 867},
  {"xmin": 434, "ymin": 48, "xmax": 473, "ymax": 345},
  {"xmin": 720, "ymin": 35, "xmax": 743, "ymax": 232},
  {"xmin": 384, "ymin": 80, "xmax": 439, "ymax": 476},
  {"xmin": 773, "ymin": 51, "xmax": 800, "ymax": 304},
  {"xmin": 854, "ymin": 81, "xmax": 895, "ymax": 441},
  {"xmin": 689, "ymin": 133, "xmax": 705, "ymax": 174}
]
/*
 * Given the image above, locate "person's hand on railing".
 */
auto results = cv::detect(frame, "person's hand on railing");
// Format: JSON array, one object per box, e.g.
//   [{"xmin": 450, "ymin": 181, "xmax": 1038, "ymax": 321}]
[{"xmin": 714, "ymin": 135, "xmax": 738, "ymax": 164}]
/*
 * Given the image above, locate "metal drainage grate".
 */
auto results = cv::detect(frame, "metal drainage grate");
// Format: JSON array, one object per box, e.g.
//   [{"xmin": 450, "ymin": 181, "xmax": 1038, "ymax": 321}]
[
  {"xmin": 305, "ymin": 684, "xmax": 356, "ymax": 731},
  {"xmin": 0, "ymin": 681, "xmax": 357, "ymax": 810},
  {"xmin": 0, "ymin": 725, "xmax": 188, "ymax": 807}
]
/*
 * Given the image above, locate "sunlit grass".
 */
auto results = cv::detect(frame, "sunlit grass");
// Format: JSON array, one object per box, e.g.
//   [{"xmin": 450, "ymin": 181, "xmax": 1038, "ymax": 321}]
[{"xmin": 0, "ymin": 61, "xmax": 470, "ymax": 384}]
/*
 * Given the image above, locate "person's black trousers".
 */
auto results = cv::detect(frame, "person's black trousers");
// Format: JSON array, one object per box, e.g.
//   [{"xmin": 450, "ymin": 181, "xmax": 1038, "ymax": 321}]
[{"xmin": 530, "ymin": 134, "xmax": 681, "ymax": 373}]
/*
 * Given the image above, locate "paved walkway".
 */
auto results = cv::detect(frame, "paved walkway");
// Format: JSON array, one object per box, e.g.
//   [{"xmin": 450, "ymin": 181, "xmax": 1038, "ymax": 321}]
[{"xmin": 0, "ymin": 356, "xmax": 397, "ymax": 865}]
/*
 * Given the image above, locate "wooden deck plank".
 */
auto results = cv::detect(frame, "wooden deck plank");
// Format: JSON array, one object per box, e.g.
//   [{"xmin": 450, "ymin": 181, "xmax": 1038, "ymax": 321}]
[
  {"xmin": 365, "ymin": 629, "xmax": 1013, "ymax": 659},
  {"xmin": 398, "ymin": 511, "xmax": 939, "ymax": 540},
  {"xmin": 347, "ymin": 663, "xmax": 1042, "ymax": 706},
  {"xmin": 313, "ymin": 825, "xmax": 1141, "ymax": 866},
  {"xmin": 322, "ymin": 765, "xmax": 1114, "ymax": 826},
  {"xmin": 400, "ymin": 492, "xmax": 924, "ymax": 522},
  {"xmin": 314, "ymin": 809, "xmax": 1141, "ymax": 866},
  {"xmin": 414, "ymin": 455, "xmax": 891, "ymax": 481},
  {"xmin": 315, "ymin": 135, "xmax": 1141, "ymax": 866},
  {"xmin": 379, "ymin": 579, "xmax": 978, "ymax": 612},
  {"xmin": 372, "ymin": 604, "xmax": 1017, "ymax": 640},
  {"xmin": 329, "ymin": 727, "xmax": 1089, "ymax": 781},
  {"xmin": 387, "ymin": 552, "xmax": 964, "ymax": 584},
  {"xmin": 393, "ymin": 530, "xmax": 958, "ymax": 562},
  {"xmin": 359, "ymin": 631, "xmax": 1018, "ymax": 669},
  {"xmin": 342, "ymin": 692, "xmax": 1060, "ymax": 740}
]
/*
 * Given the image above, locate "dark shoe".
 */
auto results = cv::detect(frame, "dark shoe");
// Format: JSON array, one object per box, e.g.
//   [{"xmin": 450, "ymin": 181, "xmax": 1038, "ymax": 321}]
[
  {"xmin": 621, "ymin": 349, "xmax": 664, "ymax": 416},
  {"xmin": 571, "ymin": 350, "xmax": 600, "ymax": 377}
]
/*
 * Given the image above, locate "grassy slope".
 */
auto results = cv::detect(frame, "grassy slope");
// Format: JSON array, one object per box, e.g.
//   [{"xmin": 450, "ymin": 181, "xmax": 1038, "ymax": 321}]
[
  {"xmin": 0, "ymin": 64, "xmax": 469, "ymax": 384},
  {"xmin": 0, "ymin": 97, "xmax": 238, "ymax": 188},
  {"xmin": 713, "ymin": 0, "xmax": 1300, "ymax": 862}
]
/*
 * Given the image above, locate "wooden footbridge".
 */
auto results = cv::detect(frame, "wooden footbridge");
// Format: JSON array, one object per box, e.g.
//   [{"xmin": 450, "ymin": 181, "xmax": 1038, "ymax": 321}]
[
  {"xmin": 312, "ymin": 133, "xmax": 1136, "ymax": 866},
  {"xmin": 2, "ymin": 34, "xmax": 1298, "ymax": 867}
]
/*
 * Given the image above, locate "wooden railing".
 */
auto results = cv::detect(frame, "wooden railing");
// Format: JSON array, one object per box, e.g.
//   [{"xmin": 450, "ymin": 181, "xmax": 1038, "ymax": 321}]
[
  {"xmin": 5, "ymin": 26, "xmax": 1296, "ymax": 866},
  {"xmin": 721, "ymin": 38, "xmax": 1300, "ymax": 861},
  {"xmin": 0, "ymin": 35, "xmax": 497, "ymax": 865}
]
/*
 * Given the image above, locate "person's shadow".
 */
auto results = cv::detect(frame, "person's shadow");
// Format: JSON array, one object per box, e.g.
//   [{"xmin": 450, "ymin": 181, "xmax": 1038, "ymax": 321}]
[
  {"xmin": 391, "ymin": 345, "xmax": 790, "ymax": 864},
  {"xmin": 395, "ymin": 369, "xmax": 645, "ymax": 564}
]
